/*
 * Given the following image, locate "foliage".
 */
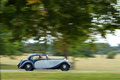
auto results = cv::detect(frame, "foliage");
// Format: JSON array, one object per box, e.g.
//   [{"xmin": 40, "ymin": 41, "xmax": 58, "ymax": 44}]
[
  {"xmin": 95, "ymin": 43, "xmax": 120, "ymax": 55},
  {"xmin": 0, "ymin": 30, "xmax": 24, "ymax": 55},
  {"xmin": 0, "ymin": 28, "xmax": 26, "ymax": 56},
  {"xmin": 23, "ymin": 42, "xmax": 49, "ymax": 54},
  {"xmin": 107, "ymin": 51, "xmax": 117, "ymax": 59},
  {"xmin": 22, "ymin": 42, "xmax": 96, "ymax": 57},
  {"xmin": 0, "ymin": 42, "xmax": 23, "ymax": 56},
  {"xmin": 69, "ymin": 43, "xmax": 96, "ymax": 58},
  {"xmin": 0, "ymin": 0, "xmax": 120, "ymax": 57},
  {"xmin": 22, "ymin": 43, "xmax": 120, "ymax": 58},
  {"xmin": 1, "ymin": 0, "xmax": 119, "ymax": 41}
]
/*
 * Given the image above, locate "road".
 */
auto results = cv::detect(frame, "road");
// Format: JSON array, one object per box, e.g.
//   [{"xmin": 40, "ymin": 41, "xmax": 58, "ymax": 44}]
[{"xmin": 1, "ymin": 70, "xmax": 120, "ymax": 72}]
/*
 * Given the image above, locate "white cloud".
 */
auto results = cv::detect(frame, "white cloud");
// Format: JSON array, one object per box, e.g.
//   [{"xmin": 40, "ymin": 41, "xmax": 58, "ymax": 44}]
[
  {"xmin": 106, "ymin": 30, "xmax": 120, "ymax": 46},
  {"xmin": 95, "ymin": 30, "xmax": 120, "ymax": 46}
]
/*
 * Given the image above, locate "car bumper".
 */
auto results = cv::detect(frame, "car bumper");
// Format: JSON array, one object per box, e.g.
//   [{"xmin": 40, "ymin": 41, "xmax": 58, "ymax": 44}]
[{"xmin": 17, "ymin": 63, "xmax": 20, "ymax": 68}]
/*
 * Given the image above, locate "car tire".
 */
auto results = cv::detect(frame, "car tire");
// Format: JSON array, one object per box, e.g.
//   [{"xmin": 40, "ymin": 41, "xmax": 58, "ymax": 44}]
[
  {"xmin": 60, "ymin": 63, "xmax": 69, "ymax": 71},
  {"xmin": 25, "ymin": 64, "xmax": 34, "ymax": 71}
]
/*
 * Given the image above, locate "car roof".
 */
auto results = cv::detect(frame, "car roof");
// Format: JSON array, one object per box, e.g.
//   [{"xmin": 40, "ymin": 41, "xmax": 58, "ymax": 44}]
[{"xmin": 29, "ymin": 53, "xmax": 47, "ymax": 56}]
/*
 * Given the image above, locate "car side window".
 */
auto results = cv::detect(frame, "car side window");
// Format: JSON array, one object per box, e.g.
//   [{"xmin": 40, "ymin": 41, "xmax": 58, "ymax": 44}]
[
  {"xmin": 39, "ymin": 55, "xmax": 47, "ymax": 60},
  {"xmin": 31, "ymin": 55, "xmax": 47, "ymax": 60},
  {"xmin": 31, "ymin": 56, "xmax": 39, "ymax": 60}
]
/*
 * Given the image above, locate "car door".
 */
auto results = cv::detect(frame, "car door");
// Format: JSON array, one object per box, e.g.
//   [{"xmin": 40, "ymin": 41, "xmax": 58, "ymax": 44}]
[
  {"xmin": 48, "ymin": 59, "xmax": 63, "ymax": 68},
  {"xmin": 33, "ymin": 55, "xmax": 51, "ymax": 69}
]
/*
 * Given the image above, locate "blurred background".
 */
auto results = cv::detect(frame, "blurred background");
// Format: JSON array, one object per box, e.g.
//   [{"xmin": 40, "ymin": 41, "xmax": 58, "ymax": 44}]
[{"xmin": 0, "ymin": 0, "xmax": 120, "ymax": 71}]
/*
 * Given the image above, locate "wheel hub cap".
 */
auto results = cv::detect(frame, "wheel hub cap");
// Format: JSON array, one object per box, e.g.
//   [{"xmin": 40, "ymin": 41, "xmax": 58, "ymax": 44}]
[
  {"xmin": 63, "ymin": 65, "xmax": 67, "ymax": 69},
  {"xmin": 27, "ymin": 64, "xmax": 30, "ymax": 68}
]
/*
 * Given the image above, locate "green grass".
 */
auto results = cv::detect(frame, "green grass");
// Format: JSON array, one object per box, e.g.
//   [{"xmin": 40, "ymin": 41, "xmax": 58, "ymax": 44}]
[
  {"xmin": 1, "ymin": 64, "xmax": 18, "ymax": 70},
  {"xmin": 1, "ymin": 72, "xmax": 120, "ymax": 80}
]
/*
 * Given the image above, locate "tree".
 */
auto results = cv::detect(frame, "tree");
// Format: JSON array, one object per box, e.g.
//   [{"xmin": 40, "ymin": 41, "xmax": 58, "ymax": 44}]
[
  {"xmin": 0, "ymin": 0, "xmax": 120, "ymax": 57},
  {"xmin": 107, "ymin": 51, "xmax": 117, "ymax": 59},
  {"xmin": 0, "ymin": 28, "xmax": 24, "ymax": 55}
]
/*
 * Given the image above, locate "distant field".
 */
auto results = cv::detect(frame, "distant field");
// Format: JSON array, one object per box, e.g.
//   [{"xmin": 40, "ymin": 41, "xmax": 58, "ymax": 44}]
[
  {"xmin": 74, "ymin": 55, "xmax": 120, "ymax": 70},
  {"xmin": 1, "ymin": 72, "xmax": 120, "ymax": 80},
  {"xmin": 1, "ymin": 54, "xmax": 120, "ymax": 70}
]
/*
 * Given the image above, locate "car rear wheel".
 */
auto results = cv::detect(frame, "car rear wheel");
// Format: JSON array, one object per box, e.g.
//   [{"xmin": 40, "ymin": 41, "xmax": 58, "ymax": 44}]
[
  {"xmin": 60, "ymin": 63, "xmax": 69, "ymax": 71},
  {"xmin": 25, "ymin": 64, "xmax": 34, "ymax": 71}
]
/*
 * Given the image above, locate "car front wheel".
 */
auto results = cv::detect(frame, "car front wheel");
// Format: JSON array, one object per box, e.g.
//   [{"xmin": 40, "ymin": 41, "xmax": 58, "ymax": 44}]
[
  {"xmin": 60, "ymin": 63, "xmax": 69, "ymax": 71},
  {"xmin": 25, "ymin": 64, "xmax": 34, "ymax": 71}
]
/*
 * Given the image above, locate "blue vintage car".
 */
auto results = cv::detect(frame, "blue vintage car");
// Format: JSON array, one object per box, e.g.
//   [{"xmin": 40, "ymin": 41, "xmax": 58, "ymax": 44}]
[{"xmin": 17, "ymin": 54, "xmax": 70, "ymax": 71}]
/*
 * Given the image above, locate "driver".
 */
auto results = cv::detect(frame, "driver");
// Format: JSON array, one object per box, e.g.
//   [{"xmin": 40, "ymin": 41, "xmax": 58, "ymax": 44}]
[{"xmin": 39, "ymin": 55, "xmax": 42, "ymax": 59}]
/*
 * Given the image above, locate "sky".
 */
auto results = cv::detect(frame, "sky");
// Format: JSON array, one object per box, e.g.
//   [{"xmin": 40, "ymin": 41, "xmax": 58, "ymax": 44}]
[{"xmin": 94, "ymin": 30, "xmax": 120, "ymax": 46}]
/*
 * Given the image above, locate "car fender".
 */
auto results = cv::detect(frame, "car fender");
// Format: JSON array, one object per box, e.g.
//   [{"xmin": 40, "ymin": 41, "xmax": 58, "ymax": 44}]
[
  {"xmin": 19, "ymin": 61, "xmax": 34, "ymax": 69},
  {"xmin": 60, "ymin": 61, "xmax": 71, "ymax": 67}
]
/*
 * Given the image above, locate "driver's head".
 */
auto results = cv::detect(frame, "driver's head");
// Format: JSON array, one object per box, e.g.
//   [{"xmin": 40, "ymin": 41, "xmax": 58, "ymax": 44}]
[{"xmin": 39, "ymin": 55, "xmax": 42, "ymax": 58}]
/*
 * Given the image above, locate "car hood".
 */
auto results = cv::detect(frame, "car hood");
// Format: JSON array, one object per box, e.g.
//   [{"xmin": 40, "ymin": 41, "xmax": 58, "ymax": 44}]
[{"xmin": 20, "ymin": 59, "xmax": 28, "ymax": 64}]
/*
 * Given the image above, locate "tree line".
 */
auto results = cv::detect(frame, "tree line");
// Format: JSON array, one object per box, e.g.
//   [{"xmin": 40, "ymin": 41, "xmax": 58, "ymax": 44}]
[{"xmin": 1, "ymin": 41, "xmax": 119, "ymax": 58}]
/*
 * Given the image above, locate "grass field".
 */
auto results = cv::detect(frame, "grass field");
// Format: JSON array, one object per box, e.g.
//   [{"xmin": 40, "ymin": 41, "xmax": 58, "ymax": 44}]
[
  {"xmin": 1, "ymin": 54, "xmax": 120, "ymax": 70},
  {"xmin": 1, "ymin": 72, "xmax": 120, "ymax": 80}
]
